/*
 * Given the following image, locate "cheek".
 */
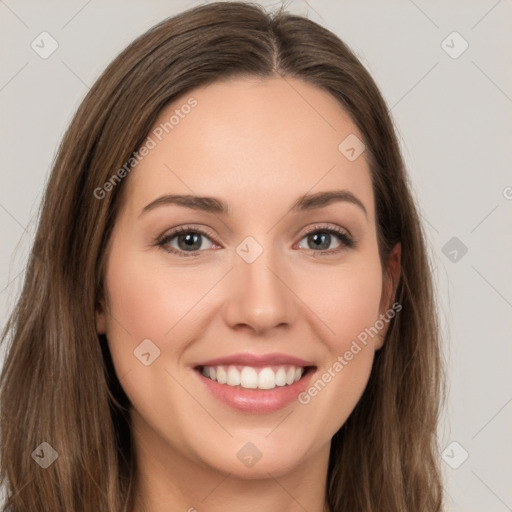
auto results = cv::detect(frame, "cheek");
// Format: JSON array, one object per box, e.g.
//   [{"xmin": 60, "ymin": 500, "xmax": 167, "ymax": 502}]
[
  {"xmin": 101, "ymin": 245, "xmax": 191, "ymax": 382},
  {"xmin": 301, "ymin": 253, "xmax": 384, "ymax": 353},
  {"xmin": 101, "ymin": 249, "xmax": 213, "ymax": 448},
  {"xmin": 103, "ymin": 248, "xmax": 213, "ymax": 342},
  {"xmin": 294, "ymin": 251, "xmax": 383, "ymax": 426},
  {"xmin": 332, "ymin": 269, "xmax": 383, "ymax": 347}
]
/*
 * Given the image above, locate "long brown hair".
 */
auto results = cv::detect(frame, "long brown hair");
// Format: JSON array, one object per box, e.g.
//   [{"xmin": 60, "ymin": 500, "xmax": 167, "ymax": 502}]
[{"xmin": 0, "ymin": 2, "xmax": 444, "ymax": 510}]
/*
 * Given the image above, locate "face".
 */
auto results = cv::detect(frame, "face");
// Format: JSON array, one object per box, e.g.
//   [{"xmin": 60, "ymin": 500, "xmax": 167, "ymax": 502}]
[{"xmin": 96, "ymin": 76, "xmax": 400, "ymax": 483}]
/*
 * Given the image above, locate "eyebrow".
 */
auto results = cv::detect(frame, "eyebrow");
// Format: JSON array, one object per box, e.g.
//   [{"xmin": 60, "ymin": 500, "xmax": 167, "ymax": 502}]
[{"xmin": 140, "ymin": 189, "xmax": 367, "ymax": 218}]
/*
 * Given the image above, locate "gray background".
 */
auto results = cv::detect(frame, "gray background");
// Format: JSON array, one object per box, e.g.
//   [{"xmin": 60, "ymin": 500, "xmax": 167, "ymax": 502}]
[{"xmin": 1, "ymin": 0, "xmax": 511, "ymax": 510}]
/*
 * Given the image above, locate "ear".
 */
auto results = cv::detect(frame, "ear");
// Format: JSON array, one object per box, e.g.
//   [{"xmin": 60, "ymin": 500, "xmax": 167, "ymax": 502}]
[
  {"xmin": 95, "ymin": 299, "xmax": 107, "ymax": 335},
  {"xmin": 375, "ymin": 242, "xmax": 401, "ymax": 350}
]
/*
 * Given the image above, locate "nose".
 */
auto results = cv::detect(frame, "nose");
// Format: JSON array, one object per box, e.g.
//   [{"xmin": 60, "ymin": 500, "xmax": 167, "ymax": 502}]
[{"xmin": 222, "ymin": 245, "xmax": 296, "ymax": 335}]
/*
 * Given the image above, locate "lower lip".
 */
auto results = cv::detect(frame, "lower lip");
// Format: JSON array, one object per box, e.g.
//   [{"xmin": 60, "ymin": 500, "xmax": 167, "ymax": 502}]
[{"xmin": 195, "ymin": 368, "xmax": 315, "ymax": 413}]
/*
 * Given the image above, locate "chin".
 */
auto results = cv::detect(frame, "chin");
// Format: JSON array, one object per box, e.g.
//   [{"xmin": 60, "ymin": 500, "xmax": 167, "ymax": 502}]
[{"xmin": 189, "ymin": 432, "xmax": 319, "ymax": 480}]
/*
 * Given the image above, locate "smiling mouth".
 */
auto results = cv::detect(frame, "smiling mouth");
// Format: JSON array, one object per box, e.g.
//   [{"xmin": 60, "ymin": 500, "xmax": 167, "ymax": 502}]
[{"xmin": 195, "ymin": 364, "xmax": 315, "ymax": 390}]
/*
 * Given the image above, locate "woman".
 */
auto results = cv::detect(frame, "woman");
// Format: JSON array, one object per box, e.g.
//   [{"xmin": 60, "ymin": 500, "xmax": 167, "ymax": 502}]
[{"xmin": 0, "ymin": 2, "xmax": 444, "ymax": 511}]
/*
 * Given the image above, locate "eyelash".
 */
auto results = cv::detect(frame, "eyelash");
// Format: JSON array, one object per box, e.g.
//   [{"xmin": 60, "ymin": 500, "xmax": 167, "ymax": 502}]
[{"xmin": 156, "ymin": 224, "xmax": 355, "ymax": 258}]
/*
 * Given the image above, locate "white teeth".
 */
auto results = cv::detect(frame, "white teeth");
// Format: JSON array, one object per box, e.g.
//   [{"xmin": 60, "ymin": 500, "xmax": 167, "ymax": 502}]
[
  {"xmin": 227, "ymin": 366, "xmax": 241, "ymax": 386},
  {"xmin": 200, "ymin": 364, "xmax": 305, "ymax": 390},
  {"xmin": 216, "ymin": 366, "xmax": 227, "ymax": 384},
  {"xmin": 258, "ymin": 367, "xmax": 276, "ymax": 390},
  {"xmin": 275, "ymin": 367, "xmax": 287, "ymax": 386},
  {"xmin": 240, "ymin": 366, "xmax": 258, "ymax": 389}
]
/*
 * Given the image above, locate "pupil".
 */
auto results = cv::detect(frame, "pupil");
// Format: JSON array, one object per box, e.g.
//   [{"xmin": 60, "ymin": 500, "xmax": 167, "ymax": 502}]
[
  {"xmin": 310, "ymin": 232, "xmax": 330, "ymax": 250},
  {"xmin": 179, "ymin": 233, "xmax": 200, "ymax": 251}
]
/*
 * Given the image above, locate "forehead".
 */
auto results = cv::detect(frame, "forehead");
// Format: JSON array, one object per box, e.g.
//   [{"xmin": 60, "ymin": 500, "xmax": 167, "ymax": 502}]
[{"xmin": 122, "ymin": 76, "xmax": 374, "ymax": 219}]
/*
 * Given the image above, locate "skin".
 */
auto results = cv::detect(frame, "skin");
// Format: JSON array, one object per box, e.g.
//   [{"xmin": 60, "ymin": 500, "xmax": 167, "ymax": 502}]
[{"xmin": 96, "ymin": 76, "xmax": 400, "ymax": 512}]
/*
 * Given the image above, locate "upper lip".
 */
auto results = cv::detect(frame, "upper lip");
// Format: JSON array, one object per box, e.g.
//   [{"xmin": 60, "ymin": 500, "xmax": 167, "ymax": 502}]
[{"xmin": 194, "ymin": 352, "xmax": 315, "ymax": 368}]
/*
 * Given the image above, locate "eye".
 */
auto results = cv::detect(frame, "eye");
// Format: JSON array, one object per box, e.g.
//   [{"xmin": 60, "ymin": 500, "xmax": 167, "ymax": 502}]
[
  {"xmin": 156, "ymin": 224, "xmax": 355, "ymax": 258},
  {"xmin": 296, "ymin": 224, "xmax": 354, "ymax": 254},
  {"xmin": 156, "ymin": 226, "xmax": 218, "ymax": 257}
]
